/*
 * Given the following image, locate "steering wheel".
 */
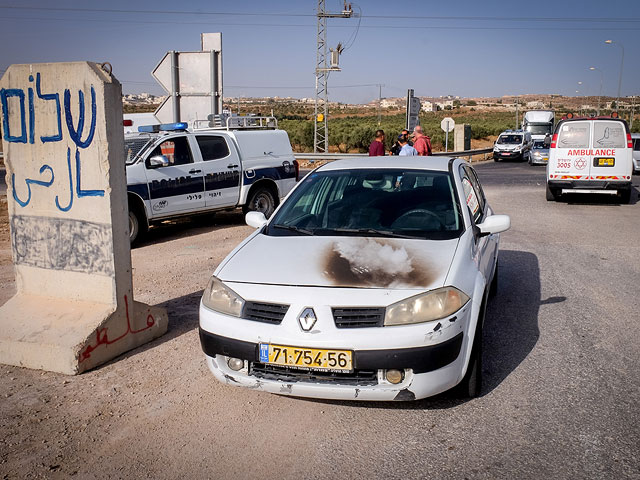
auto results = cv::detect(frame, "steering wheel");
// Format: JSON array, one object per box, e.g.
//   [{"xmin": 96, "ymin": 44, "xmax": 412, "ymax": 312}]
[{"xmin": 391, "ymin": 209, "xmax": 445, "ymax": 229}]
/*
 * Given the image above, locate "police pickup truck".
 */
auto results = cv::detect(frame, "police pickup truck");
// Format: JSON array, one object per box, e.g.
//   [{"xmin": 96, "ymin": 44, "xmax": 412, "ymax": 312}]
[{"xmin": 124, "ymin": 117, "xmax": 298, "ymax": 243}]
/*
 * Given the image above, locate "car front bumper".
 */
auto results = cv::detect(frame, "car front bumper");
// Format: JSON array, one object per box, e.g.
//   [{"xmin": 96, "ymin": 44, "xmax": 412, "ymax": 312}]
[
  {"xmin": 198, "ymin": 285, "xmax": 476, "ymax": 401},
  {"xmin": 493, "ymin": 150, "xmax": 524, "ymax": 160}
]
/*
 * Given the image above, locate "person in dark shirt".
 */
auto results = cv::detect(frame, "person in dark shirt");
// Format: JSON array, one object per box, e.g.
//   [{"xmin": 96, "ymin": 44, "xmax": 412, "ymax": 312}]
[{"xmin": 369, "ymin": 129, "xmax": 385, "ymax": 156}]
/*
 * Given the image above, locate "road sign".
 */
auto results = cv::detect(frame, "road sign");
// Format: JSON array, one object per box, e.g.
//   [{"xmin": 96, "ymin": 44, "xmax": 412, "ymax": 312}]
[
  {"xmin": 441, "ymin": 117, "xmax": 455, "ymax": 132},
  {"xmin": 406, "ymin": 89, "xmax": 421, "ymax": 132}
]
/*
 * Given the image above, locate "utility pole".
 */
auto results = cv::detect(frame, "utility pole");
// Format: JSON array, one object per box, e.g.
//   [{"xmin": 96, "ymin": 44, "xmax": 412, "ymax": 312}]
[{"xmin": 314, "ymin": 0, "xmax": 353, "ymax": 153}]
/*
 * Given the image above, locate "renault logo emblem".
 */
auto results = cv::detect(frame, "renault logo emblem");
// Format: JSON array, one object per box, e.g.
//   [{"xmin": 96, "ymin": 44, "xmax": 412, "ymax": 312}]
[{"xmin": 298, "ymin": 308, "xmax": 317, "ymax": 331}]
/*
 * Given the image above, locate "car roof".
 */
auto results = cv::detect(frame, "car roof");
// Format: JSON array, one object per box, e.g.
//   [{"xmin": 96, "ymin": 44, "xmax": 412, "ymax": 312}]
[{"xmin": 315, "ymin": 156, "xmax": 457, "ymax": 173}]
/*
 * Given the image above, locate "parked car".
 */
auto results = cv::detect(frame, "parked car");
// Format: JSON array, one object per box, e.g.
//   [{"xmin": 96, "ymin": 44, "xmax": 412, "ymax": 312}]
[
  {"xmin": 493, "ymin": 130, "xmax": 532, "ymax": 162},
  {"xmin": 631, "ymin": 133, "xmax": 640, "ymax": 174},
  {"xmin": 529, "ymin": 140, "xmax": 550, "ymax": 166},
  {"xmin": 199, "ymin": 157, "xmax": 510, "ymax": 401},
  {"xmin": 546, "ymin": 115, "xmax": 633, "ymax": 203},
  {"xmin": 124, "ymin": 117, "xmax": 298, "ymax": 243}
]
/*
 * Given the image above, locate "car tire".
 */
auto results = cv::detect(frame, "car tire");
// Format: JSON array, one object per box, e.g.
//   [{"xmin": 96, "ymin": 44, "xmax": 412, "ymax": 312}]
[
  {"xmin": 545, "ymin": 183, "xmax": 558, "ymax": 202},
  {"xmin": 458, "ymin": 322, "xmax": 483, "ymax": 398},
  {"xmin": 245, "ymin": 187, "xmax": 276, "ymax": 218},
  {"xmin": 618, "ymin": 188, "xmax": 631, "ymax": 204},
  {"xmin": 493, "ymin": 156, "xmax": 500, "ymax": 162},
  {"xmin": 489, "ymin": 262, "xmax": 498, "ymax": 298},
  {"xmin": 128, "ymin": 207, "xmax": 148, "ymax": 245}
]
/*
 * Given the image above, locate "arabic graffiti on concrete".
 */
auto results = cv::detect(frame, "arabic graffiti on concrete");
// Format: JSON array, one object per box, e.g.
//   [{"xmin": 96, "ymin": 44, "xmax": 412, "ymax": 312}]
[
  {"xmin": 0, "ymin": 72, "xmax": 104, "ymax": 212},
  {"xmin": 11, "ymin": 215, "xmax": 114, "ymax": 276},
  {"xmin": 79, "ymin": 295, "xmax": 156, "ymax": 362}
]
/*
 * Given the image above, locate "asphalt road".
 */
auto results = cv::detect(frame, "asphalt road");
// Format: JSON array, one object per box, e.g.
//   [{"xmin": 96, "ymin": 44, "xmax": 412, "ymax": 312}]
[{"xmin": 1, "ymin": 160, "xmax": 639, "ymax": 479}]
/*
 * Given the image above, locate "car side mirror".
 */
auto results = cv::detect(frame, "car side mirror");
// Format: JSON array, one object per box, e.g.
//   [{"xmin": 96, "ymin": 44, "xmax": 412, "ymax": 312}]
[
  {"xmin": 246, "ymin": 211, "xmax": 268, "ymax": 229},
  {"xmin": 476, "ymin": 214, "xmax": 510, "ymax": 237},
  {"xmin": 148, "ymin": 155, "xmax": 170, "ymax": 168}
]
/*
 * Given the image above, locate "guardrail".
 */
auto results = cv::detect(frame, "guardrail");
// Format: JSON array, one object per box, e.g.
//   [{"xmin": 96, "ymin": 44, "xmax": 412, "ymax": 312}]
[{"xmin": 293, "ymin": 147, "xmax": 493, "ymax": 163}]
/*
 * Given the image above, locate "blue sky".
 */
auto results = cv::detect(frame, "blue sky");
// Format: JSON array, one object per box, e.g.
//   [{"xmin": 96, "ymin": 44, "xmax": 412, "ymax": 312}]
[{"xmin": 1, "ymin": 0, "xmax": 638, "ymax": 103}]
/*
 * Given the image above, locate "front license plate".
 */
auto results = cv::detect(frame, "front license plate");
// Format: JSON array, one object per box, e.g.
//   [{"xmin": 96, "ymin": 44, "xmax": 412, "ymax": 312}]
[
  {"xmin": 502, "ymin": 152, "xmax": 511, "ymax": 155},
  {"xmin": 595, "ymin": 157, "xmax": 615, "ymax": 167},
  {"xmin": 258, "ymin": 343, "xmax": 353, "ymax": 372}
]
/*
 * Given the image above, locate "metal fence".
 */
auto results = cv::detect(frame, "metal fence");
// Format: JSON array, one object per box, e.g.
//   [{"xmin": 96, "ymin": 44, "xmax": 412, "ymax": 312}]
[{"xmin": 293, "ymin": 148, "xmax": 493, "ymax": 163}]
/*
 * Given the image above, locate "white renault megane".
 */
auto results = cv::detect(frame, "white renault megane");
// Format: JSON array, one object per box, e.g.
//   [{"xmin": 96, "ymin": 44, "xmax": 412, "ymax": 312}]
[{"xmin": 199, "ymin": 157, "xmax": 510, "ymax": 401}]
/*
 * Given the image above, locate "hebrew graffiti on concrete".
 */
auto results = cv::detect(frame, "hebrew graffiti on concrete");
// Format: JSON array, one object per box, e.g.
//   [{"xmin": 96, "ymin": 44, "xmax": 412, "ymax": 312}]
[
  {"xmin": 1, "ymin": 72, "xmax": 104, "ymax": 212},
  {"xmin": 11, "ymin": 215, "xmax": 114, "ymax": 276}
]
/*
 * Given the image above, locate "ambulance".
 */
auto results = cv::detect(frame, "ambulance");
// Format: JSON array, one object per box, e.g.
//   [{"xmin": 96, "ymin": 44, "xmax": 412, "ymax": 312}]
[{"xmin": 546, "ymin": 114, "xmax": 633, "ymax": 203}]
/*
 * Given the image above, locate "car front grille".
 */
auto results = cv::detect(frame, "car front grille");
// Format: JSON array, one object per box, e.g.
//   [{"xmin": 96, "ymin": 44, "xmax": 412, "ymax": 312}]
[
  {"xmin": 249, "ymin": 363, "xmax": 378, "ymax": 386},
  {"xmin": 332, "ymin": 307, "xmax": 385, "ymax": 328},
  {"xmin": 242, "ymin": 301, "xmax": 289, "ymax": 324}
]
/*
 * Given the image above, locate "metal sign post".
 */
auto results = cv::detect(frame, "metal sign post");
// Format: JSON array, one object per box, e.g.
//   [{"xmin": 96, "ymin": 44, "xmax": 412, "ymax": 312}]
[{"xmin": 441, "ymin": 117, "xmax": 455, "ymax": 152}]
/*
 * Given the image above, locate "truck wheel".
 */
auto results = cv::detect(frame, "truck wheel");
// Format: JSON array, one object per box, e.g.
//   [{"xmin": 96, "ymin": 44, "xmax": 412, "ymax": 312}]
[
  {"xmin": 545, "ymin": 183, "xmax": 558, "ymax": 202},
  {"xmin": 618, "ymin": 188, "xmax": 631, "ymax": 204},
  {"xmin": 129, "ymin": 207, "xmax": 148, "ymax": 245},
  {"xmin": 245, "ymin": 187, "xmax": 276, "ymax": 218}
]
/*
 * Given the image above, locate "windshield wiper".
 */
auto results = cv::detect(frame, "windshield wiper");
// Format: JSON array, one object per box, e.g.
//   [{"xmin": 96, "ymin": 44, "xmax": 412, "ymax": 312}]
[
  {"xmin": 271, "ymin": 224, "xmax": 314, "ymax": 236},
  {"xmin": 331, "ymin": 227, "xmax": 423, "ymax": 239}
]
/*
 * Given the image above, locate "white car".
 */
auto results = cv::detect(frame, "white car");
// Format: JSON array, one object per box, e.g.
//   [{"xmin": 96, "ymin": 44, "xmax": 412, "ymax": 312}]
[{"xmin": 199, "ymin": 157, "xmax": 510, "ymax": 401}]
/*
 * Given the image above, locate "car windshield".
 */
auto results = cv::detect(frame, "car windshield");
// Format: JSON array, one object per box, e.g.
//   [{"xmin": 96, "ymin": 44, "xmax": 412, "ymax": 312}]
[
  {"xmin": 267, "ymin": 169, "xmax": 463, "ymax": 240},
  {"xmin": 532, "ymin": 140, "xmax": 547, "ymax": 150},
  {"xmin": 525, "ymin": 124, "xmax": 553, "ymax": 135},
  {"xmin": 497, "ymin": 135, "xmax": 522, "ymax": 145},
  {"xmin": 124, "ymin": 136, "xmax": 154, "ymax": 165}
]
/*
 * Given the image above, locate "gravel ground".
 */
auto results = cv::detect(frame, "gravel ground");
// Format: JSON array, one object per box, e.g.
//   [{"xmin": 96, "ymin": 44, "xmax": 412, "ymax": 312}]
[{"xmin": 0, "ymin": 162, "xmax": 639, "ymax": 479}]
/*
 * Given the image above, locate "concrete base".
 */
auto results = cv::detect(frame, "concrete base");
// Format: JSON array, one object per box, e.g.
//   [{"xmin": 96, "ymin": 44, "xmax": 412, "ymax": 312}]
[{"xmin": 0, "ymin": 293, "xmax": 168, "ymax": 374}]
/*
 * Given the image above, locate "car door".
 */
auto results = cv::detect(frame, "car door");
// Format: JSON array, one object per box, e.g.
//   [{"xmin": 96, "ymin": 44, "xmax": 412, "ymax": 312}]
[
  {"xmin": 143, "ymin": 134, "xmax": 205, "ymax": 216},
  {"xmin": 590, "ymin": 120, "xmax": 629, "ymax": 180},
  {"xmin": 461, "ymin": 166, "xmax": 495, "ymax": 284},
  {"xmin": 553, "ymin": 120, "xmax": 591, "ymax": 178},
  {"xmin": 195, "ymin": 134, "xmax": 241, "ymax": 208}
]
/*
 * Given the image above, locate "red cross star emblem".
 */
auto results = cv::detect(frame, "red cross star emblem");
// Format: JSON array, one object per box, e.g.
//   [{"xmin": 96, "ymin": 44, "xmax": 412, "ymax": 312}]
[{"xmin": 575, "ymin": 158, "xmax": 587, "ymax": 170}]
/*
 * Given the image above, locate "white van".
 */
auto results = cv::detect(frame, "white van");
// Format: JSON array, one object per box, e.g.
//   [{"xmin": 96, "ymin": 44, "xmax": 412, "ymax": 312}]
[{"xmin": 546, "ymin": 115, "xmax": 633, "ymax": 203}]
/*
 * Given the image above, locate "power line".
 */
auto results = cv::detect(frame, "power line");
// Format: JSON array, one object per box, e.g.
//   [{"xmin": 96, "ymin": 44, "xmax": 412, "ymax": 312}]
[
  {"xmin": 1, "ymin": 16, "xmax": 638, "ymax": 31},
  {"xmin": 1, "ymin": 6, "xmax": 638, "ymax": 23}
]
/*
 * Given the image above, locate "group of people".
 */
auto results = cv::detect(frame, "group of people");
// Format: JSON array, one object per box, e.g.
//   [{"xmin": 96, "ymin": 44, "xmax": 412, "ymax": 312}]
[{"xmin": 368, "ymin": 126, "xmax": 432, "ymax": 157}]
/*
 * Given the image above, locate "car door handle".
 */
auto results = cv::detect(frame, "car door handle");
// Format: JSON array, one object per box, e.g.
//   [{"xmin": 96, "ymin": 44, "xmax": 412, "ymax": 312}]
[
  {"xmin": 227, "ymin": 164, "xmax": 239, "ymax": 169},
  {"xmin": 189, "ymin": 169, "xmax": 202, "ymax": 174}
]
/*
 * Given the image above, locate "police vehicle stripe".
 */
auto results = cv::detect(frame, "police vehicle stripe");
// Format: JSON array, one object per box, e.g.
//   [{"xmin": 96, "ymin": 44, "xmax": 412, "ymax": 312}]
[
  {"xmin": 127, "ymin": 183, "xmax": 149, "ymax": 201},
  {"xmin": 148, "ymin": 176, "xmax": 204, "ymax": 200},
  {"xmin": 205, "ymin": 171, "xmax": 241, "ymax": 191},
  {"xmin": 242, "ymin": 165, "xmax": 295, "ymax": 186}
]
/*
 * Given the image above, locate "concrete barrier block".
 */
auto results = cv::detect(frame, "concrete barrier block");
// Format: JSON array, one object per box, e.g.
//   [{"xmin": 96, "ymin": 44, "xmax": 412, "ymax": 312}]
[{"xmin": 0, "ymin": 62, "xmax": 168, "ymax": 374}]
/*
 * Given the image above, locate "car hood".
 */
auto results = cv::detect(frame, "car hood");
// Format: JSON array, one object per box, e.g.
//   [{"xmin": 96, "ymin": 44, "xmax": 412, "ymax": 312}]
[{"xmin": 218, "ymin": 234, "xmax": 460, "ymax": 290}]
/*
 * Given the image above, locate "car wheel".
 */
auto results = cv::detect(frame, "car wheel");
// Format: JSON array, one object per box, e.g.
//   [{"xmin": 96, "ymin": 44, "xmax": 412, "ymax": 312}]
[
  {"xmin": 245, "ymin": 187, "xmax": 276, "ymax": 218},
  {"xmin": 128, "ymin": 207, "xmax": 148, "ymax": 245},
  {"xmin": 489, "ymin": 262, "xmax": 498, "ymax": 298},
  {"xmin": 618, "ymin": 188, "xmax": 631, "ymax": 204},
  {"xmin": 493, "ymin": 156, "xmax": 500, "ymax": 162},
  {"xmin": 458, "ymin": 323, "xmax": 483, "ymax": 398},
  {"xmin": 545, "ymin": 183, "xmax": 558, "ymax": 202}
]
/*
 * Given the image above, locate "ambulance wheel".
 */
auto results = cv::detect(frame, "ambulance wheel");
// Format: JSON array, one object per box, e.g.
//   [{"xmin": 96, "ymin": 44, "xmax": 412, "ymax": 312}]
[
  {"xmin": 546, "ymin": 183, "xmax": 558, "ymax": 202},
  {"xmin": 618, "ymin": 188, "xmax": 631, "ymax": 204},
  {"xmin": 245, "ymin": 187, "xmax": 276, "ymax": 218},
  {"xmin": 128, "ymin": 207, "xmax": 148, "ymax": 245}
]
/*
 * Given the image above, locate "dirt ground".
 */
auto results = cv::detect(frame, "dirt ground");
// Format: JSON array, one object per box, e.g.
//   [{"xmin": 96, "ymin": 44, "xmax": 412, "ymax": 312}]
[{"xmin": 0, "ymin": 201, "xmax": 277, "ymax": 478}]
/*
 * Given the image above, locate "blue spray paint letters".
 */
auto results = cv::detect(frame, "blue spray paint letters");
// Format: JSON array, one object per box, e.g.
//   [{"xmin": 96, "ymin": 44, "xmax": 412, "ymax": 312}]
[
  {"xmin": 75, "ymin": 148, "xmax": 104, "ymax": 198},
  {"xmin": 36, "ymin": 73, "xmax": 62, "ymax": 143},
  {"xmin": 0, "ymin": 88, "xmax": 27, "ymax": 143},
  {"xmin": 11, "ymin": 165, "xmax": 55, "ymax": 207},
  {"xmin": 64, "ymin": 86, "xmax": 96, "ymax": 149},
  {"xmin": 55, "ymin": 148, "xmax": 74, "ymax": 212},
  {"xmin": 28, "ymin": 75, "xmax": 35, "ymax": 144}
]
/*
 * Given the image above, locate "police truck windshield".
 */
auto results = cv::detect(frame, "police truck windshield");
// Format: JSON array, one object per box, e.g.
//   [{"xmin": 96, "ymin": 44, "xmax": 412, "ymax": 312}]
[{"xmin": 497, "ymin": 135, "xmax": 522, "ymax": 145}]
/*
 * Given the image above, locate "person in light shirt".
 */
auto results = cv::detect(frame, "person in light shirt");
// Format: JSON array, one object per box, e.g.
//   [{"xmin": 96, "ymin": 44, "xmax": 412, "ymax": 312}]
[{"xmin": 397, "ymin": 134, "xmax": 418, "ymax": 156}]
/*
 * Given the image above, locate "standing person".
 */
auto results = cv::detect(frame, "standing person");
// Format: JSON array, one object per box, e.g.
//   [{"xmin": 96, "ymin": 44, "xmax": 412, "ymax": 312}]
[
  {"xmin": 412, "ymin": 125, "xmax": 432, "ymax": 156},
  {"xmin": 369, "ymin": 129, "xmax": 385, "ymax": 156},
  {"xmin": 390, "ymin": 129, "xmax": 411, "ymax": 155},
  {"xmin": 397, "ymin": 134, "xmax": 418, "ymax": 156}
]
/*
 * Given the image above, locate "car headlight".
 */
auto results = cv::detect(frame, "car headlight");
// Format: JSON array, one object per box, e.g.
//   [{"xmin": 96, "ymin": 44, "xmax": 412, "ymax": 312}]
[
  {"xmin": 384, "ymin": 287, "xmax": 469, "ymax": 326},
  {"xmin": 201, "ymin": 276, "xmax": 245, "ymax": 317}
]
